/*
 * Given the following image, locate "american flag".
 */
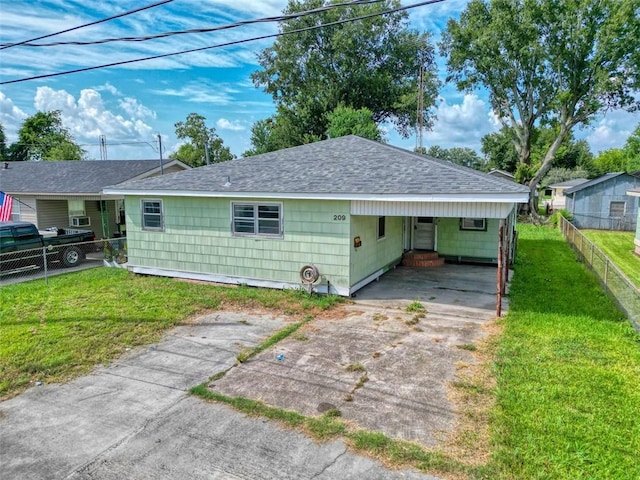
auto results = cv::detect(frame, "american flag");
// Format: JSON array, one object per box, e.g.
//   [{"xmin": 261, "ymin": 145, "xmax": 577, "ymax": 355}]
[{"xmin": 0, "ymin": 191, "xmax": 14, "ymax": 221}]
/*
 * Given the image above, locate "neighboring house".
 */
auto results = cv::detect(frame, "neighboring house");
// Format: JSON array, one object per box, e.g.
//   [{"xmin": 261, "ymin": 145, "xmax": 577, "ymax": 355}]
[
  {"xmin": 0, "ymin": 159, "xmax": 189, "ymax": 238},
  {"xmin": 104, "ymin": 136, "xmax": 529, "ymax": 296},
  {"xmin": 627, "ymin": 187, "xmax": 640, "ymax": 256},
  {"xmin": 548, "ymin": 178, "xmax": 589, "ymax": 210},
  {"xmin": 487, "ymin": 169, "xmax": 516, "ymax": 182},
  {"xmin": 564, "ymin": 172, "xmax": 640, "ymax": 231}
]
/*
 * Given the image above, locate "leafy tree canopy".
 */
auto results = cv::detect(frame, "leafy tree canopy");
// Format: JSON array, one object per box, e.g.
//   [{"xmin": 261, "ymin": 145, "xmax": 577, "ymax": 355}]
[
  {"xmin": 441, "ymin": 0, "xmax": 639, "ymax": 214},
  {"xmin": 481, "ymin": 126, "xmax": 593, "ymax": 182},
  {"xmin": 11, "ymin": 111, "xmax": 85, "ymax": 161},
  {"xmin": 169, "ymin": 113, "xmax": 235, "ymax": 167},
  {"xmin": 0, "ymin": 123, "xmax": 8, "ymax": 162},
  {"xmin": 250, "ymin": 0, "xmax": 439, "ymax": 152},
  {"xmin": 591, "ymin": 123, "xmax": 640, "ymax": 175},
  {"xmin": 326, "ymin": 106, "xmax": 383, "ymax": 142},
  {"xmin": 423, "ymin": 145, "xmax": 484, "ymax": 170}
]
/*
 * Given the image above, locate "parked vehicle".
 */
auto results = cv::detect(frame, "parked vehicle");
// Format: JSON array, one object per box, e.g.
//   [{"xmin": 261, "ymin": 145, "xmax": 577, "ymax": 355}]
[{"xmin": 0, "ymin": 221, "xmax": 95, "ymax": 273}]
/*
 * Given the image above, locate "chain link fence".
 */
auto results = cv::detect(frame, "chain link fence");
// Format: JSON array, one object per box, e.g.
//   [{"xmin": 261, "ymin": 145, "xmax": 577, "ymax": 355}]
[
  {"xmin": 560, "ymin": 217, "xmax": 640, "ymax": 332},
  {"xmin": 0, "ymin": 238, "xmax": 127, "ymax": 286}
]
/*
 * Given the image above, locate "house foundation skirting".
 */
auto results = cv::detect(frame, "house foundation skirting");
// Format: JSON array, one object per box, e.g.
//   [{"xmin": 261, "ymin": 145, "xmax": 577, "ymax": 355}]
[{"xmin": 127, "ymin": 266, "xmax": 351, "ymax": 296}]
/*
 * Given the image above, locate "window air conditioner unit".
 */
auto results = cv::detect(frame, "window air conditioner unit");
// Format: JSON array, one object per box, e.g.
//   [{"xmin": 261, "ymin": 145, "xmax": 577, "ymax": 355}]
[{"xmin": 70, "ymin": 216, "xmax": 90, "ymax": 227}]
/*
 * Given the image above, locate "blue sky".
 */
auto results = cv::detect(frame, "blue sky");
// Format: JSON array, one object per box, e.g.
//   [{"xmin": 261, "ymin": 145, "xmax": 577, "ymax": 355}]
[{"xmin": 0, "ymin": 0, "xmax": 638, "ymax": 161}]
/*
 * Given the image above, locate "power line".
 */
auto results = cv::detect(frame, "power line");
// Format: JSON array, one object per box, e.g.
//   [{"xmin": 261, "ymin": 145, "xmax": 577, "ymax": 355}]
[
  {"xmin": 2, "ymin": 0, "xmax": 386, "ymax": 48},
  {"xmin": 0, "ymin": 0, "xmax": 446, "ymax": 85},
  {"xmin": 0, "ymin": 0, "xmax": 175, "ymax": 51}
]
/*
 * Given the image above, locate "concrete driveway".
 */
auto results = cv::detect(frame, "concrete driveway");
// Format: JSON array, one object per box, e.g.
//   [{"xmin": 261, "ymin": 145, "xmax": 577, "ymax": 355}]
[
  {"xmin": 212, "ymin": 264, "xmax": 499, "ymax": 447},
  {"xmin": 0, "ymin": 310, "xmax": 438, "ymax": 479}
]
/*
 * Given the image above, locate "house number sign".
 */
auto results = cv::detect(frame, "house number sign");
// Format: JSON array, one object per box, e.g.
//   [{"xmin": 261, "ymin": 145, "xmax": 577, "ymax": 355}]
[{"xmin": 333, "ymin": 215, "xmax": 346, "ymax": 221}]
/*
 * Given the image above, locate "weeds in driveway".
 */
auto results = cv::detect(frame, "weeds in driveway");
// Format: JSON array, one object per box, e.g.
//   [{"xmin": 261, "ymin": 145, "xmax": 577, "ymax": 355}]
[
  {"xmin": 190, "ymin": 386, "xmax": 469, "ymax": 477},
  {"xmin": 236, "ymin": 314, "xmax": 314, "ymax": 363},
  {"xmin": 405, "ymin": 301, "xmax": 426, "ymax": 312},
  {"xmin": 345, "ymin": 363, "xmax": 365, "ymax": 372},
  {"xmin": 0, "ymin": 269, "xmax": 342, "ymax": 399}
]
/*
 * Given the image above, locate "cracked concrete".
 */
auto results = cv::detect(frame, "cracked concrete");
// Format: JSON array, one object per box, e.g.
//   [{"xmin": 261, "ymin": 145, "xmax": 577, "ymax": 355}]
[{"xmin": 0, "ymin": 310, "xmax": 437, "ymax": 479}]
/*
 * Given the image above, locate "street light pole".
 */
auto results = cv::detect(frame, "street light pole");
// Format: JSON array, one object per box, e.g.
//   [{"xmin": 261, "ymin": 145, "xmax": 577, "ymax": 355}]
[{"xmin": 157, "ymin": 134, "xmax": 164, "ymax": 175}]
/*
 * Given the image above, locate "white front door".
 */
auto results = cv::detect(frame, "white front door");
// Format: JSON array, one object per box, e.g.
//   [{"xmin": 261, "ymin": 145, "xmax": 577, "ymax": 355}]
[{"xmin": 414, "ymin": 217, "xmax": 435, "ymax": 250}]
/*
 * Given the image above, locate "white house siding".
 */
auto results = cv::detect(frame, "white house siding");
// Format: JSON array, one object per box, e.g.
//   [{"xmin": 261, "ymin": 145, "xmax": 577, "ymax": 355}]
[
  {"xmin": 36, "ymin": 200, "xmax": 68, "ymax": 230},
  {"xmin": 350, "ymin": 201, "xmax": 514, "ymax": 219},
  {"xmin": 349, "ymin": 215, "xmax": 403, "ymax": 287},
  {"xmin": 124, "ymin": 196, "xmax": 352, "ymax": 291},
  {"xmin": 14, "ymin": 197, "xmax": 37, "ymax": 224}
]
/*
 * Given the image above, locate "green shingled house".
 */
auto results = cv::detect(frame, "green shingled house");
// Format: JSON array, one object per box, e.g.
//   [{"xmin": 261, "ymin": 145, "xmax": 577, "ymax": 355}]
[{"xmin": 104, "ymin": 136, "xmax": 529, "ymax": 296}]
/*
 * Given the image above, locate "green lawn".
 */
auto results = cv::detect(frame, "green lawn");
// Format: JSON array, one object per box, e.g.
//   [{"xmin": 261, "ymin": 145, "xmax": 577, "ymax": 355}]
[
  {"xmin": 0, "ymin": 269, "xmax": 341, "ymax": 398},
  {"xmin": 488, "ymin": 224, "xmax": 640, "ymax": 479},
  {"xmin": 581, "ymin": 229, "xmax": 640, "ymax": 287}
]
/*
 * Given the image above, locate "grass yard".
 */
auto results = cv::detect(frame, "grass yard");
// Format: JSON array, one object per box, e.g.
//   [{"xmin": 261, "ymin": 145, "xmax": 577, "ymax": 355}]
[
  {"xmin": 581, "ymin": 229, "xmax": 640, "ymax": 287},
  {"xmin": 488, "ymin": 224, "xmax": 640, "ymax": 479},
  {"xmin": 0, "ymin": 268, "xmax": 341, "ymax": 399}
]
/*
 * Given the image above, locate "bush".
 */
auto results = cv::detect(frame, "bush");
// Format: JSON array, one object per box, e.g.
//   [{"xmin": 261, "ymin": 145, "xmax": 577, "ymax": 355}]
[{"xmin": 548, "ymin": 208, "xmax": 573, "ymax": 226}]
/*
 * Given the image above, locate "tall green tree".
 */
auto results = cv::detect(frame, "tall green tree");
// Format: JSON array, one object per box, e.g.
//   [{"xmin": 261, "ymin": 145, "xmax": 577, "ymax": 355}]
[
  {"xmin": 250, "ymin": 0, "xmax": 439, "ymax": 152},
  {"xmin": 170, "ymin": 113, "xmax": 235, "ymax": 167},
  {"xmin": 326, "ymin": 106, "xmax": 383, "ymax": 141},
  {"xmin": 11, "ymin": 111, "xmax": 85, "ymax": 161},
  {"xmin": 0, "ymin": 123, "xmax": 8, "ymax": 162},
  {"xmin": 441, "ymin": 0, "xmax": 639, "ymax": 214},
  {"xmin": 424, "ymin": 145, "xmax": 484, "ymax": 170}
]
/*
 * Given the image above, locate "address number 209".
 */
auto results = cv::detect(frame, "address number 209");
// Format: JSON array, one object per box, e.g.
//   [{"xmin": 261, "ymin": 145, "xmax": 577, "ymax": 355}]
[{"xmin": 333, "ymin": 214, "xmax": 346, "ymax": 221}]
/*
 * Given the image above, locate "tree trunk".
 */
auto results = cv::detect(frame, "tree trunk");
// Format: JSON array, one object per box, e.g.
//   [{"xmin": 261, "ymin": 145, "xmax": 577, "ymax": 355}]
[{"xmin": 528, "ymin": 124, "xmax": 570, "ymax": 217}]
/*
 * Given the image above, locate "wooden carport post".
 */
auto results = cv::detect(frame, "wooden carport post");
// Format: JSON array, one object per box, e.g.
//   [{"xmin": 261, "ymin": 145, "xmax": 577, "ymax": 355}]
[{"xmin": 496, "ymin": 219, "xmax": 505, "ymax": 317}]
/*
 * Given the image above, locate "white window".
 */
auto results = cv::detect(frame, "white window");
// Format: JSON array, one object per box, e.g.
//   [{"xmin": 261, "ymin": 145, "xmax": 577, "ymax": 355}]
[
  {"xmin": 377, "ymin": 216, "xmax": 386, "ymax": 239},
  {"xmin": 460, "ymin": 218, "xmax": 486, "ymax": 231},
  {"xmin": 141, "ymin": 199, "xmax": 163, "ymax": 231},
  {"xmin": 11, "ymin": 199, "xmax": 20, "ymax": 221},
  {"xmin": 232, "ymin": 203, "xmax": 282, "ymax": 237},
  {"xmin": 609, "ymin": 201, "xmax": 625, "ymax": 218},
  {"xmin": 68, "ymin": 199, "xmax": 86, "ymax": 216}
]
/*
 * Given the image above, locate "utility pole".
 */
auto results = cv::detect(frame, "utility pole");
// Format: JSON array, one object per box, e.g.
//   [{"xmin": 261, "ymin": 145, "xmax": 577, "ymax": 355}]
[
  {"xmin": 204, "ymin": 141, "xmax": 211, "ymax": 165},
  {"xmin": 99, "ymin": 135, "xmax": 107, "ymax": 160},
  {"xmin": 416, "ymin": 55, "xmax": 425, "ymax": 153},
  {"xmin": 157, "ymin": 134, "xmax": 164, "ymax": 175}
]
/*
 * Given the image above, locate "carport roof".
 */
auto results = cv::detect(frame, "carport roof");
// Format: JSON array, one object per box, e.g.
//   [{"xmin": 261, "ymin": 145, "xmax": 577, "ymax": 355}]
[{"xmin": 105, "ymin": 136, "xmax": 530, "ymax": 202}]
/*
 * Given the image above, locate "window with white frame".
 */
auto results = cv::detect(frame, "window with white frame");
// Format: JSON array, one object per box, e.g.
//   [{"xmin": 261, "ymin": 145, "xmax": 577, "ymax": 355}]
[
  {"xmin": 460, "ymin": 218, "xmax": 486, "ymax": 231},
  {"xmin": 377, "ymin": 216, "xmax": 386, "ymax": 239},
  {"xmin": 68, "ymin": 199, "xmax": 85, "ymax": 216},
  {"xmin": 141, "ymin": 199, "xmax": 163, "ymax": 230},
  {"xmin": 232, "ymin": 203, "xmax": 282, "ymax": 237},
  {"xmin": 609, "ymin": 201, "xmax": 625, "ymax": 218},
  {"xmin": 11, "ymin": 199, "xmax": 20, "ymax": 221}
]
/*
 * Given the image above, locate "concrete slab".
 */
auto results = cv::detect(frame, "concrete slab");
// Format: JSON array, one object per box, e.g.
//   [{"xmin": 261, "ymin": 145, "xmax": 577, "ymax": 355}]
[
  {"xmin": 69, "ymin": 397, "xmax": 437, "ymax": 480},
  {"xmin": 213, "ymin": 264, "xmax": 499, "ymax": 447},
  {"xmin": 0, "ymin": 312, "xmax": 286, "ymax": 479}
]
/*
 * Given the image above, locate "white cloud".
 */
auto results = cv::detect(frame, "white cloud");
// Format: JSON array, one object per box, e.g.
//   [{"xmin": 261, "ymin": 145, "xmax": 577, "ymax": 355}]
[
  {"xmin": 0, "ymin": 92, "xmax": 28, "ymax": 141},
  {"xmin": 217, "ymin": 118, "xmax": 245, "ymax": 131},
  {"xmin": 94, "ymin": 82, "xmax": 122, "ymax": 96},
  {"xmin": 422, "ymin": 94, "xmax": 496, "ymax": 149},
  {"xmin": 33, "ymin": 86, "xmax": 155, "ymax": 143},
  {"xmin": 118, "ymin": 97, "xmax": 157, "ymax": 120},
  {"xmin": 583, "ymin": 110, "xmax": 640, "ymax": 154},
  {"xmin": 151, "ymin": 81, "xmax": 238, "ymax": 105}
]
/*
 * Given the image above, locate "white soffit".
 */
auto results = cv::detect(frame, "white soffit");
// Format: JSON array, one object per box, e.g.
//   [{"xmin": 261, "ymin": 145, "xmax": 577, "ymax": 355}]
[{"xmin": 350, "ymin": 201, "xmax": 516, "ymax": 219}]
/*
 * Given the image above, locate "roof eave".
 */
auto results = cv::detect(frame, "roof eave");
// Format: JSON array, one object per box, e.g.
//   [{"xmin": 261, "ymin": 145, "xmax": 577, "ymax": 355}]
[{"xmin": 102, "ymin": 188, "xmax": 529, "ymax": 203}]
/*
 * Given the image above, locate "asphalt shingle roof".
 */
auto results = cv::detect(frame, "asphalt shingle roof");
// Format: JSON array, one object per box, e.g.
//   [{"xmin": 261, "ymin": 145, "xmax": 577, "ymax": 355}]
[
  {"xmin": 549, "ymin": 178, "xmax": 589, "ymax": 189},
  {"xmin": 0, "ymin": 160, "xmax": 171, "ymax": 194},
  {"xmin": 109, "ymin": 136, "xmax": 529, "ymax": 197}
]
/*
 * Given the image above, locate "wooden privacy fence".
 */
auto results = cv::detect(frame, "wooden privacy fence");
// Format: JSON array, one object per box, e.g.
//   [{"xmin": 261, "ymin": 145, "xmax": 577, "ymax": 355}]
[{"xmin": 560, "ymin": 216, "xmax": 640, "ymax": 332}]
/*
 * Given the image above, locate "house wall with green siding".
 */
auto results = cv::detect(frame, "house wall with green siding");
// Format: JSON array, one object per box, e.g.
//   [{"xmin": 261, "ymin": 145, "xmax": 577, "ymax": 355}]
[
  {"xmin": 436, "ymin": 217, "xmax": 500, "ymax": 262},
  {"xmin": 349, "ymin": 215, "xmax": 403, "ymax": 285},
  {"xmin": 124, "ymin": 196, "xmax": 353, "ymax": 288}
]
